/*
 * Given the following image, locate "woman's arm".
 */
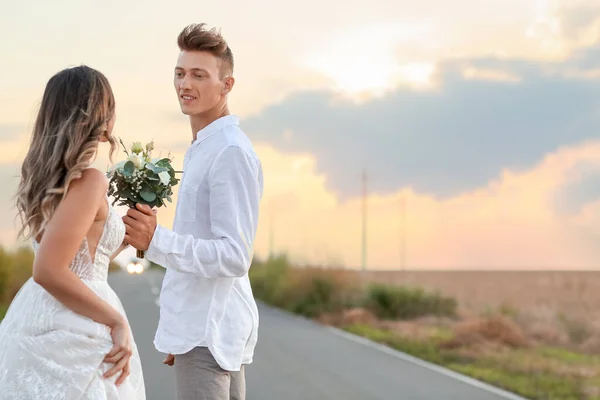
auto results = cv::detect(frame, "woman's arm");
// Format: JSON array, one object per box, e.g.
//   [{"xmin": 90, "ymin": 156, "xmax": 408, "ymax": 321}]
[
  {"xmin": 33, "ymin": 168, "xmax": 125, "ymax": 327},
  {"xmin": 33, "ymin": 168, "xmax": 132, "ymax": 384},
  {"xmin": 110, "ymin": 241, "xmax": 129, "ymax": 262}
]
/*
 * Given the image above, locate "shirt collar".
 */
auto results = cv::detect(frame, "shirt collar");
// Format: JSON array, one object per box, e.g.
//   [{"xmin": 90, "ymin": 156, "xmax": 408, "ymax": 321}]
[{"xmin": 192, "ymin": 114, "xmax": 239, "ymax": 146}]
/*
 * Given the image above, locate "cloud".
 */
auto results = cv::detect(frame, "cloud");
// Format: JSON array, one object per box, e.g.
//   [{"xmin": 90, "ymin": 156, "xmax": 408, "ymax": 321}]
[
  {"xmin": 249, "ymin": 141, "xmax": 600, "ymax": 269},
  {"xmin": 559, "ymin": 3, "xmax": 600, "ymax": 41},
  {"xmin": 568, "ymin": 45, "xmax": 600, "ymax": 71},
  {"xmin": 243, "ymin": 45, "xmax": 600, "ymax": 200},
  {"xmin": 553, "ymin": 157, "xmax": 600, "ymax": 215}
]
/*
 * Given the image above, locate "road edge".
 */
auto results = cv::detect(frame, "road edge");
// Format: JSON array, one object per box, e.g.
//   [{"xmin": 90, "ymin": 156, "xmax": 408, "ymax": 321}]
[
  {"xmin": 324, "ymin": 325, "xmax": 530, "ymax": 400},
  {"xmin": 258, "ymin": 301, "xmax": 530, "ymax": 400}
]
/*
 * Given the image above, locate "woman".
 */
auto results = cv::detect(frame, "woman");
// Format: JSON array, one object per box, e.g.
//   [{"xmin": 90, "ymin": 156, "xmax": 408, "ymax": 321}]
[{"xmin": 0, "ymin": 66, "xmax": 146, "ymax": 399}]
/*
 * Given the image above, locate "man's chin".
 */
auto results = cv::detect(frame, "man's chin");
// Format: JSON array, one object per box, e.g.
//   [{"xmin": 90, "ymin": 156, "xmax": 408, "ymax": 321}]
[
  {"xmin": 179, "ymin": 106, "xmax": 195, "ymax": 116},
  {"xmin": 180, "ymin": 103, "xmax": 210, "ymax": 116}
]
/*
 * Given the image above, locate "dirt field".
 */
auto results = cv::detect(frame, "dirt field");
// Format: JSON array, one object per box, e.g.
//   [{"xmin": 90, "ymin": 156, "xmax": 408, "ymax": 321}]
[{"xmin": 359, "ymin": 270, "xmax": 600, "ymax": 319}]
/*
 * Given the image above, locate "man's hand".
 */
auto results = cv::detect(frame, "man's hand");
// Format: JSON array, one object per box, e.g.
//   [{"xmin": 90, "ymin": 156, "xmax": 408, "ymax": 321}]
[
  {"xmin": 123, "ymin": 204, "xmax": 157, "ymax": 251},
  {"xmin": 163, "ymin": 353, "xmax": 175, "ymax": 366}
]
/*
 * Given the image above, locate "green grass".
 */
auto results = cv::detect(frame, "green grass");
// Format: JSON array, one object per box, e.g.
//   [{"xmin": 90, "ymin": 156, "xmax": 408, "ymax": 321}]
[
  {"xmin": 448, "ymin": 364, "xmax": 588, "ymax": 400},
  {"xmin": 344, "ymin": 324, "xmax": 467, "ymax": 365},
  {"xmin": 537, "ymin": 346, "xmax": 600, "ymax": 365},
  {"xmin": 342, "ymin": 324, "xmax": 598, "ymax": 400}
]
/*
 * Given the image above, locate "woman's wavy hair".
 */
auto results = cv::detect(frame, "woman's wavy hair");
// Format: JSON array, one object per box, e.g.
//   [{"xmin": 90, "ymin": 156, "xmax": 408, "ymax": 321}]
[{"xmin": 16, "ymin": 65, "xmax": 117, "ymax": 241}]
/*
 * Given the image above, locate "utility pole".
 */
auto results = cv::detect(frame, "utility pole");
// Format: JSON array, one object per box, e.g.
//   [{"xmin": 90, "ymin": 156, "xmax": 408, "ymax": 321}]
[
  {"xmin": 361, "ymin": 169, "xmax": 367, "ymax": 271},
  {"xmin": 268, "ymin": 199, "xmax": 274, "ymax": 259},
  {"xmin": 400, "ymin": 194, "xmax": 406, "ymax": 270}
]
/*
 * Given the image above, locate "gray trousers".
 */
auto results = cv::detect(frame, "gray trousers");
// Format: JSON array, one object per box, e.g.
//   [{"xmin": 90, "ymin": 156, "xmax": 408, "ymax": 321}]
[{"xmin": 174, "ymin": 347, "xmax": 246, "ymax": 400}]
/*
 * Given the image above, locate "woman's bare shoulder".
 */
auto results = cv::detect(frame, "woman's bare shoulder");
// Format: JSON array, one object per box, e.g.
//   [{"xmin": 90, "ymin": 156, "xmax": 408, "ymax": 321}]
[{"xmin": 67, "ymin": 168, "xmax": 109, "ymax": 201}]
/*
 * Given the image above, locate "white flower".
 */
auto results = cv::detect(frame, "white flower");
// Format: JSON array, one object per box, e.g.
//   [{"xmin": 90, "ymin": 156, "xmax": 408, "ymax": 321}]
[
  {"xmin": 127, "ymin": 153, "xmax": 145, "ymax": 169},
  {"xmin": 158, "ymin": 171, "xmax": 170, "ymax": 185}
]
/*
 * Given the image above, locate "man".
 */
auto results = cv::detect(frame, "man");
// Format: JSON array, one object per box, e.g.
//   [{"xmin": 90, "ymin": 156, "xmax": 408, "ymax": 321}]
[{"xmin": 123, "ymin": 23, "xmax": 263, "ymax": 400}]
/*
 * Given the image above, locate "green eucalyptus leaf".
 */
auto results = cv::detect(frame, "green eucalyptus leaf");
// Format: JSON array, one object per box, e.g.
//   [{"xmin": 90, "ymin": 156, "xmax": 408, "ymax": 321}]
[
  {"xmin": 140, "ymin": 190, "xmax": 156, "ymax": 202},
  {"xmin": 156, "ymin": 158, "xmax": 171, "ymax": 168},
  {"xmin": 123, "ymin": 161, "xmax": 135, "ymax": 177}
]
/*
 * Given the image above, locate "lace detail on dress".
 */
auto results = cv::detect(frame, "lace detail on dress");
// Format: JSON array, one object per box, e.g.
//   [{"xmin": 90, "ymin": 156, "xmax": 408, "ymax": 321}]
[
  {"xmin": 30, "ymin": 197, "xmax": 125, "ymax": 282},
  {"xmin": 93, "ymin": 203, "xmax": 126, "ymax": 280}
]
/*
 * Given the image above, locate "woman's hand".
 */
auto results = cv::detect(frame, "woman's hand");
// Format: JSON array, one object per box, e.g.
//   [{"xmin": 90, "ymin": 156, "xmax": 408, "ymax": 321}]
[{"xmin": 103, "ymin": 317, "xmax": 133, "ymax": 386}]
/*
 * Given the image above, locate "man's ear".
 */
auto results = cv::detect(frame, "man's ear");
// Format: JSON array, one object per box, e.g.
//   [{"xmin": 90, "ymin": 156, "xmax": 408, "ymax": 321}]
[{"xmin": 222, "ymin": 76, "xmax": 235, "ymax": 95}]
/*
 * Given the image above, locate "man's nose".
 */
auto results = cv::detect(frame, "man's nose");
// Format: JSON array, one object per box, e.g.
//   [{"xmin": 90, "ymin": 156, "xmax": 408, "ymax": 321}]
[{"xmin": 179, "ymin": 75, "xmax": 192, "ymax": 90}]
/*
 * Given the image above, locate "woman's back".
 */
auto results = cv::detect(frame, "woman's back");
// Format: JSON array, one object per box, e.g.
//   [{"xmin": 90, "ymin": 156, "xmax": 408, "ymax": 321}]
[{"xmin": 31, "ymin": 191, "xmax": 124, "ymax": 282}]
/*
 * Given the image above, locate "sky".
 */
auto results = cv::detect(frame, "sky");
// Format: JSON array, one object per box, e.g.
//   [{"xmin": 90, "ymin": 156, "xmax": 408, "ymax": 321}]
[{"xmin": 1, "ymin": 0, "xmax": 600, "ymax": 269}]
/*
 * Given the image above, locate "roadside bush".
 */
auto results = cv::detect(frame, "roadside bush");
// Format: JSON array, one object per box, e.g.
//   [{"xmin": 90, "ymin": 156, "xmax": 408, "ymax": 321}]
[
  {"xmin": 364, "ymin": 283, "xmax": 458, "ymax": 320},
  {"xmin": 0, "ymin": 248, "xmax": 11, "ymax": 300},
  {"xmin": 249, "ymin": 254, "xmax": 291, "ymax": 307},
  {"xmin": 0, "ymin": 246, "xmax": 34, "ymax": 319},
  {"xmin": 440, "ymin": 315, "xmax": 530, "ymax": 349},
  {"xmin": 287, "ymin": 268, "xmax": 360, "ymax": 318},
  {"xmin": 1, "ymin": 246, "xmax": 33, "ymax": 303},
  {"xmin": 249, "ymin": 256, "xmax": 360, "ymax": 318},
  {"xmin": 250, "ymin": 258, "xmax": 457, "ymax": 321}
]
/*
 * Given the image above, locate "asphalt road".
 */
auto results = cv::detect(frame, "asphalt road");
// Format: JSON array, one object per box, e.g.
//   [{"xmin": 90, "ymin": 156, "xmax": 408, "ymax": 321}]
[{"xmin": 108, "ymin": 269, "xmax": 527, "ymax": 400}]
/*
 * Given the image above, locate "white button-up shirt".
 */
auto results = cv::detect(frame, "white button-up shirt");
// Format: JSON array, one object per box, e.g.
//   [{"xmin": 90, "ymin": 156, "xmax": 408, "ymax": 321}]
[{"xmin": 146, "ymin": 115, "xmax": 263, "ymax": 371}]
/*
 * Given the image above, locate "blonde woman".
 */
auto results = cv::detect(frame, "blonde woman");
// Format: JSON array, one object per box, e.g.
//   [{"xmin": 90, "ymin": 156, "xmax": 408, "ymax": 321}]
[{"xmin": 0, "ymin": 66, "xmax": 146, "ymax": 399}]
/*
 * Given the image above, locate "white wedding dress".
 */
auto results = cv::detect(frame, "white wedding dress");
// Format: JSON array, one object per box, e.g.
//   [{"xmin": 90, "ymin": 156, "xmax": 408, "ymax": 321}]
[{"xmin": 0, "ymin": 197, "xmax": 146, "ymax": 399}]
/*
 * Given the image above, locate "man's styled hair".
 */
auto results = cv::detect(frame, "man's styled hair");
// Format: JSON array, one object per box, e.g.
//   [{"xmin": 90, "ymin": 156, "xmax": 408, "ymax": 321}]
[{"xmin": 177, "ymin": 23, "xmax": 234, "ymax": 79}]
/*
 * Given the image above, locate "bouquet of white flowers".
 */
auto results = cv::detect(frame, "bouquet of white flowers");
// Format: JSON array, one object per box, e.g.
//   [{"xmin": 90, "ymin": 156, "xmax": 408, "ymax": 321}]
[{"xmin": 107, "ymin": 139, "xmax": 180, "ymax": 258}]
